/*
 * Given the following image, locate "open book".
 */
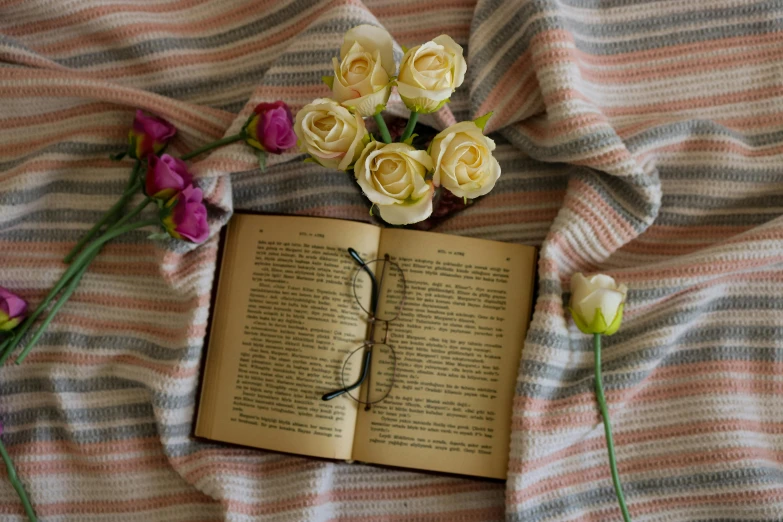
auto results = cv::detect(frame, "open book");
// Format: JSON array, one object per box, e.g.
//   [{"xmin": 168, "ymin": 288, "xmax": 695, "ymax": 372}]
[{"xmin": 195, "ymin": 214, "xmax": 536, "ymax": 479}]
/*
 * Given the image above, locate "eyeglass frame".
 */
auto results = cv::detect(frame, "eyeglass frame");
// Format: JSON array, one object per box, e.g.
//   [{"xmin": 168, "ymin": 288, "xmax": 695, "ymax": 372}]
[{"xmin": 321, "ymin": 248, "xmax": 406, "ymax": 411}]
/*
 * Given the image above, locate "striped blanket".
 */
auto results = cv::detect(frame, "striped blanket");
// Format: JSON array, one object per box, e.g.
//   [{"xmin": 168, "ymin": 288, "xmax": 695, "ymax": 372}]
[{"xmin": 2, "ymin": 0, "xmax": 782, "ymax": 520}]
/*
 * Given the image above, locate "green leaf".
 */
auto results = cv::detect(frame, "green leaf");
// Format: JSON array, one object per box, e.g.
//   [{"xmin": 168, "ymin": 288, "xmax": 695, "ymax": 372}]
[
  {"xmin": 401, "ymin": 45, "xmax": 409, "ymax": 54},
  {"xmin": 473, "ymin": 112, "xmax": 493, "ymax": 132},
  {"xmin": 322, "ymin": 76, "xmax": 335, "ymax": 89},
  {"xmin": 463, "ymin": 196, "xmax": 468, "ymax": 205},
  {"xmin": 402, "ymin": 133, "xmax": 418, "ymax": 146},
  {"xmin": 110, "ymin": 151, "xmax": 126, "ymax": 161},
  {"xmin": 258, "ymin": 151, "xmax": 267, "ymax": 172},
  {"xmin": 147, "ymin": 232, "xmax": 171, "ymax": 241},
  {"xmin": 369, "ymin": 203, "xmax": 376, "ymax": 217}
]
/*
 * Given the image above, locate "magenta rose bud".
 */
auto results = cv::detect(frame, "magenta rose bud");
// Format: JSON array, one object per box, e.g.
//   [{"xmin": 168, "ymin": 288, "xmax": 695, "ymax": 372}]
[
  {"xmin": 0, "ymin": 287, "xmax": 27, "ymax": 332},
  {"xmin": 146, "ymin": 154, "xmax": 193, "ymax": 201},
  {"xmin": 242, "ymin": 101, "xmax": 297, "ymax": 153},
  {"xmin": 160, "ymin": 185, "xmax": 209, "ymax": 244},
  {"xmin": 128, "ymin": 110, "xmax": 177, "ymax": 160}
]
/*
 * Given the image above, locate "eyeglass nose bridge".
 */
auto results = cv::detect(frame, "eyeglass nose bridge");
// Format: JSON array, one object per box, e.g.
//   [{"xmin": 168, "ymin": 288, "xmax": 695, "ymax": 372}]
[{"xmin": 365, "ymin": 316, "xmax": 390, "ymax": 345}]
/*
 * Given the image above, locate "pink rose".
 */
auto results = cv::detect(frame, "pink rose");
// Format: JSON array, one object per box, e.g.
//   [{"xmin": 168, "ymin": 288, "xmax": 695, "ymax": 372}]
[
  {"xmin": 146, "ymin": 154, "xmax": 193, "ymax": 201},
  {"xmin": 161, "ymin": 185, "xmax": 209, "ymax": 244},
  {"xmin": 0, "ymin": 287, "xmax": 27, "ymax": 332},
  {"xmin": 128, "ymin": 110, "xmax": 177, "ymax": 159},
  {"xmin": 242, "ymin": 101, "xmax": 297, "ymax": 154}
]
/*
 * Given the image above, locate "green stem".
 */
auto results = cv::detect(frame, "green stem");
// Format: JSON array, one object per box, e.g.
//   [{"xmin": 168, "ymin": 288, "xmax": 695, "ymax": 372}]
[
  {"xmin": 594, "ymin": 334, "xmax": 632, "ymax": 522},
  {"xmin": 0, "ymin": 201, "xmax": 155, "ymax": 365},
  {"xmin": 0, "ymin": 438, "xmax": 37, "ymax": 521},
  {"xmin": 15, "ymin": 255, "xmax": 94, "ymax": 365},
  {"xmin": 0, "ymin": 333, "xmax": 14, "ymax": 354},
  {"xmin": 373, "ymin": 113, "xmax": 392, "ymax": 144},
  {"xmin": 400, "ymin": 111, "xmax": 419, "ymax": 143},
  {"xmin": 180, "ymin": 134, "xmax": 243, "ymax": 161},
  {"xmin": 12, "ymin": 218, "xmax": 159, "ymax": 365},
  {"xmin": 112, "ymin": 196, "xmax": 152, "ymax": 230},
  {"xmin": 64, "ymin": 162, "xmax": 143, "ymax": 263}
]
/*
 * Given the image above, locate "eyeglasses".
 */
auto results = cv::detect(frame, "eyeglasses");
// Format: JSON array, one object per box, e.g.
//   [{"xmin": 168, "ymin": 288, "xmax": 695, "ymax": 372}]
[{"xmin": 321, "ymin": 248, "xmax": 406, "ymax": 411}]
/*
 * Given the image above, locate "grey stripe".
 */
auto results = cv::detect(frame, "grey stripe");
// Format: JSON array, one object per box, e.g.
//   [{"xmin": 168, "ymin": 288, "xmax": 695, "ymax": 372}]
[
  {"xmin": 509, "ymin": 467, "xmax": 783, "ymax": 522},
  {"xmin": 660, "ymin": 166, "xmax": 783, "ymax": 183},
  {"xmin": 657, "ymin": 210, "xmax": 782, "ymax": 228},
  {"xmin": 55, "ymin": 0, "xmax": 332, "ymax": 68},
  {"xmin": 0, "ymin": 179, "xmax": 136, "ymax": 206},
  {"xmin": 0, "ymin": 221, "xmax": 160, "ymax": 241},
  {"xmin": 593, "ymin": 170, "xmax": 661, "ymax": 224},
  {"xmin": 2, "ymin": 422, "xmax": 159, "ymax": 447},
  {"xmin": 157, "ymin": 421, "xmax": 196, "ymax": 439},
  {"xmin": 663, "ymin": 193, "xmax": 783, "ymax": 210},
  {"xmin": 6, "ymin": 331, "xmax": 203, "ymax": 362},
  {"xmin": 498, "ymin": 125, "xmax": 620, "ymax": 164},
  {"xmin": 3, "ymin": 376, "xmax": 140, "ymax": 396},
  {"xmin": 626, "ymin": 119, "xmax": 783, "ymax": 152},
  {"xmin": 4, "ymin": 402, "xmax": 154, "ymax": 428},
  {"xmin": 4, "ymin": 376, "xmax": 197, "ymax": 410},
  {"xmin": 0, "ymin": 35, "xmax": 34, "ymax": 54},
  {"xmin": 152, "ymin": 392, "xmax": 197, "ymax": 411},
  {"xmin": 0, "ymin": 142, "xmax": 121, "ymax": 172}
]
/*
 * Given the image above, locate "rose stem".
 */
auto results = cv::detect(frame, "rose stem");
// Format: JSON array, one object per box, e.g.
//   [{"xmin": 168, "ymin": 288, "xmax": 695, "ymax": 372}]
[
  {"xmin": 0, "ymin": 334, "xmax": 14, "ymax": 354},
  {"xmin": 594, "ymin": 333, "xmax": 632, "ymax": 522},
  {"xmin": 0, "ymin": 438, "xmax": 37, "ymax": 521},
  {"xmin": 0, "ymin": 198, "xmax": 154, "ymax": 363},
  {"xmin": 373, "ymin": 113, "xmax": 392, "ymax": 144},
  {"xmin": 64, "ymin": 161, "xmax": 143, "ymax": 263},
  {"xmin": 13, "ymin": 217, "xmax": 159, "ymax": 365},
  {"xmin": 15, "ymin": 255, "xmax": 92, "ymax": 365},
  {"xmin": 180, "ymin": 134, "xmax": 244, "ymax": 160},
  {"xmin": 400, "ymin": 111, "xmax": 419, "ymax": 143}
]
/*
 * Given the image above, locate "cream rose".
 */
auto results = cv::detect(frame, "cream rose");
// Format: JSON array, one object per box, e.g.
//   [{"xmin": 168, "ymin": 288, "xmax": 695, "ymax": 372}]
[
  {"xmin": 430, "ymin": 121, "xmax": 500, "ymax": 199},
  {"xmin": 396, "ymin": 35, "xmax": 467, "ymax": 113},
  {"xmin": 569, "ymin": 273, "xmax": 628, "ymax": 336},
  {"xmin": 294, "ymin": 98, "xmax": 368, "ymax": 171},
  {"xmin": 330, "ymin": 25, "xmax": 395, "ymax": 117},
  {"xmin": 355, "ymin": 141, "xmax": 434, "ymax": 225}
]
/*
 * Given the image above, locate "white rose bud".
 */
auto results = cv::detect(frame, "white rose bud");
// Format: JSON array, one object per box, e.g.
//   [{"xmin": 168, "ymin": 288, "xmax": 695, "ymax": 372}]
[
  {"xmin": 396, "ymin": 35, "xmax": 467, "ymax": 113},
  {"xmin": 355, "ymin": 141, "xmax": 435, "ymax": 225},
  {"xmin": 294, "ymin": 98, "xmax": 369, "ymax": 171},
  {"xmin": 430, "ymin": 120, "xmax": 500, "ymax": 199},
  {"xmin": 330, "ymin": 25, "xmax": 395, "ymax": 117},
  {"xmin": 569, "ymin": 273, "xmax": 628, "ymax": 336}
]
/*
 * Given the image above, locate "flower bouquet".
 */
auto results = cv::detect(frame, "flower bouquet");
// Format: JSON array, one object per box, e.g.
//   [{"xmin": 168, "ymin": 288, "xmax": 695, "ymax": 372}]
[
  {"xmin": 0, "ymin": 104, "xmax": 297, "ymax": 521},
  {"xmin": 294, "ymin": 25, "xmax": 501, "ymax": 225}
]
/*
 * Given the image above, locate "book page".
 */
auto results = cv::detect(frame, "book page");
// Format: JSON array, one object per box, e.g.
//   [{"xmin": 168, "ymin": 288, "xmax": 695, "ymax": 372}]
[
  {"xmin": 351, "ymin": 229, "xmax": 536, "ymax": 478},
  {"xmin": 196, "ymin": 214, "xmax": 380, "ymax": 460}
]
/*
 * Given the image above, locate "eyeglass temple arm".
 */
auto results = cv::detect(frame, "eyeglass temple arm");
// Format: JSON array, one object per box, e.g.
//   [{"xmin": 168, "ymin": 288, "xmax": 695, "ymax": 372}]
[
  {"xmin": 348, "ymin": 248, "xmax": 379, "ymax": 315},
  {"xmin": 321, "ymin": 349, "xmax": 373, "ymax": 401}
]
